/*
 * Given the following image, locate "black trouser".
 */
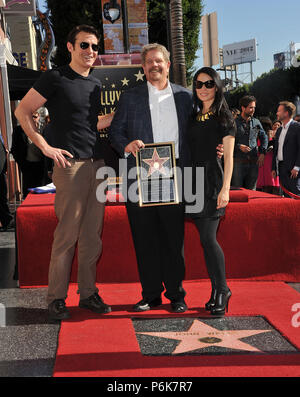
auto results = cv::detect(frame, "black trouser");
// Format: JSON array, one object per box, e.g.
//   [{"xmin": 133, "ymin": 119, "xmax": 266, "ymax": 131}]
[
  {"xmin": 193, "ymin": 217, "xmax": 228, "ymax": 293},
  {"xmin": 19, "ymin": 160, "xmax": 46, "ymax": 198},
  {"xmin": 126, "ymin": 201, "xmax": 186, "ymax": 302},
  {"xmin": 278, "ymin": 162, "xmax": 300, "ymax": 196},
  {"xmin": 231, "ymin": 157, "xmax": 258, "ymax": 190}
]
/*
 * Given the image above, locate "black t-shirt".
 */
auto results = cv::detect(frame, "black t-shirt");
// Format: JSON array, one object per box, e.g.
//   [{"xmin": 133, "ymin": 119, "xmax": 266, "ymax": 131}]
[{"xmin": 33, "ymin": 65, "xmax": 103, "ymax": 159}]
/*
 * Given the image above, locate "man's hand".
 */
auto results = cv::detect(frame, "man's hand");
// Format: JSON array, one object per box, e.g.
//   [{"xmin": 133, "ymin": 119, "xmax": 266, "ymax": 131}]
[
  {"xmin": 271, "ymin": 170, "xmax": 277, "ymax": 179},
  {"xmin": 239, "ymin": 144, "xmax": 251, "ymax": 153},
  {"xmin": 97, "ymin": 113, "xmax": 114, "ymax": 130},
  {"xmin": 291, "ymin": 169, "xmax": 299, "ymax": 179},
  {"xmin": 257, "ymin": 153, "xmax": 265, "ymax": 167},
  {"xmin": 125, "ymin": 140, "xmax": 145, "ymax": 157},
  {"xmin": 42, "ymin": 145, "xmax": 73, "ymax": 168},
  {"xmin": 216, "ymin": 144, "xmax": 224, "ymax": 159}
]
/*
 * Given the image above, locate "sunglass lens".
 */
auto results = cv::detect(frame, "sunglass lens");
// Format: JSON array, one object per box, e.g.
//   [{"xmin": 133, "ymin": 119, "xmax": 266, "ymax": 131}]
[
  {"xmin": 205, "ymin": 80, "xmax": 215, "ymax": 88},
  {"xmin": 80, "ymin": 42, "xmax": 89, "ymax": 50},
  {"xmin": 80, "ymin": 42, "xmax": 99, "ymax": 52},
  {"xmin": 196, "ymin": 80, "xmax": 215, "ymax": 89}
]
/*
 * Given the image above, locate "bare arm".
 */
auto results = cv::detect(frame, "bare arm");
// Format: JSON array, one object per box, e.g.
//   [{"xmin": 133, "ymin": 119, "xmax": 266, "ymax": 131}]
[
  {"xmin": 217, "ymin": 135, "xmax": 235, "ymax": 209},
  {"xmin": 14, "ymin": 88, "xmax": 73, "ymax": 168}
]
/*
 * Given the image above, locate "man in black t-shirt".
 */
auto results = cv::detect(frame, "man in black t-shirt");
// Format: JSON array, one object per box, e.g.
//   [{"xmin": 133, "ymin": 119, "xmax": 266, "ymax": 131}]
[{"xmin": 15, "ymin": 25, "xmax": 114, "ymax": 321}]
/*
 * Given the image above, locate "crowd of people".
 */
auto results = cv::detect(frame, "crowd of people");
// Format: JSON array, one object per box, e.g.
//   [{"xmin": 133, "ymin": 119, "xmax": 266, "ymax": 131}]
[
  {"xmin": 230, "ymin": 98, "xmax": 300, "ymax": 196},
  {"xmin": 1, "ymin": 24, "xmax": 299, "ymax": 321}
]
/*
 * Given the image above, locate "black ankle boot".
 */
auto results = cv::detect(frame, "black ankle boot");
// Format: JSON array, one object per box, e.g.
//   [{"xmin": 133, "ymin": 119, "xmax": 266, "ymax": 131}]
[
  {"xmin": 210, "ymin": 289, "xmax": 231, "ymax": 316},
  {"xmin": 205, "ymin": 289, "xmax": 217, "ymax": 311}
]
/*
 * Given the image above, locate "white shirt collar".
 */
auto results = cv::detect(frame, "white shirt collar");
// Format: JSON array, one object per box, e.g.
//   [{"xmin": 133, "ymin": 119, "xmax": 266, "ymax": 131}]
[
  {"xmin": 283, "ymin": 118, "xmax": 293, "ymax": 130},
  {"xmin": 147, "ymin": 80, "xmax": 172, "ymax": 95}
]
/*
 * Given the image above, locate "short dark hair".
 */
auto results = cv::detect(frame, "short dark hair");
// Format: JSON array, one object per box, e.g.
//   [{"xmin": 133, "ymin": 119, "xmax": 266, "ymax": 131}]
[
  {"xmin": 239, "ymin": 95, "xmax": 256, "ymax": 109},
  {"xmin": 67, "ymin": 25, "xmax": 100, "ymax": 46}
]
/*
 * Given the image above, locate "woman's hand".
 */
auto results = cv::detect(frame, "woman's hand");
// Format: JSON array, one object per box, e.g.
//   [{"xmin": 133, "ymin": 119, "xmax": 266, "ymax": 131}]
[{"xmin": 217, "ymin": 187, "xmax": 230, "ymax": 209}]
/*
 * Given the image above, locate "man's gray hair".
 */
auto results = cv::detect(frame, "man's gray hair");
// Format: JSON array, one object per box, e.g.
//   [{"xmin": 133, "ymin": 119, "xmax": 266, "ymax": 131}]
[{"xmin": 141, "ymin": 43, "xmax": 170, "ymax": 65}]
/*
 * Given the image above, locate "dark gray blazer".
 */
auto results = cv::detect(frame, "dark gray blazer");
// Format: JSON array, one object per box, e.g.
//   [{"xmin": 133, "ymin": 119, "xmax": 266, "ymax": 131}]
[
  {"xmin": 109, "ymin": 82, "xmax": 193, "ymax": 176},
  {"xmin": 272, "ymin": 120, "xmax": 300, "ymax": 172}
]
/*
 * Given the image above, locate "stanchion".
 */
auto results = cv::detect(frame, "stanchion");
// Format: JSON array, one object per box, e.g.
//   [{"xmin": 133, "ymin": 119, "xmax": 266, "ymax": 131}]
[{"xmin": 280, "ymin": 182, "xmax": 300, "ymax": 199}]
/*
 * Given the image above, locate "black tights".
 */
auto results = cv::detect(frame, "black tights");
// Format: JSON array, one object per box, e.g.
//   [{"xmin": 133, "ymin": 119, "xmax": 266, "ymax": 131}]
[{"xmin": 193, "ymin": 217, "xmax": 229, "ymax": 293}]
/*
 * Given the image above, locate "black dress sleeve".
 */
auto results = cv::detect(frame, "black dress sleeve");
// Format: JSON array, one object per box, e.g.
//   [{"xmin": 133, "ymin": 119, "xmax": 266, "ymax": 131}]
[{"xmin": 220, "ymin": 123, "xmax": 236, "ymax": 140}]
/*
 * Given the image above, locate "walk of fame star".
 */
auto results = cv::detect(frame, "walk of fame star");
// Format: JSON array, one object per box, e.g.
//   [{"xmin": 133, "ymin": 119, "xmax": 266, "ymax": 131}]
[
  {"xmin": 142, "ymin": 148, "xmax": 170, "ymax": 177},
  {"xmin": 137, "ymin": 319, "xmax": 272, "ymax": 354}
]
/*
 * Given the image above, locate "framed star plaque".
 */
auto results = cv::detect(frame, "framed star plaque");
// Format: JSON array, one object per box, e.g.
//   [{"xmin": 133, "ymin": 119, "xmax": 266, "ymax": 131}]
[{"xmin": 136, "ymin": 142, "xmax": 179, "ymax": 207}]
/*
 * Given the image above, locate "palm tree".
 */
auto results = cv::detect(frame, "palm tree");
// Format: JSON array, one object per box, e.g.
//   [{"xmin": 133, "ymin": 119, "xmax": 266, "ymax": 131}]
[{"xmin": 168, "ymin": 0, "xmax": 187, "ymax": 87}]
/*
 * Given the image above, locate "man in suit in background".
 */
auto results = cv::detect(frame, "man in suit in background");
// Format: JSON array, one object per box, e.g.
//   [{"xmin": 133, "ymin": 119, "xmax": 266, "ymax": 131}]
[
  {"xmin": 109, "ymin": 43, "xmax": 192, "ymax": 313},
  {"xmin": 272, "ymin": 101, "xmax": 300, "ymax": 196}
]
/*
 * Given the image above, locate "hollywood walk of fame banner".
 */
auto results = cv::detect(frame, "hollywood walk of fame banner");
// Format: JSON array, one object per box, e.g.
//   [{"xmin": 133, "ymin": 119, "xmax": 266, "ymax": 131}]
[
  {"xmin": 91, "ymin": 65, "xmax": 145, "ymax": 185},
  {"xmin": 136, "ymin": 142, "xmax": 179, "ymax": 207}
]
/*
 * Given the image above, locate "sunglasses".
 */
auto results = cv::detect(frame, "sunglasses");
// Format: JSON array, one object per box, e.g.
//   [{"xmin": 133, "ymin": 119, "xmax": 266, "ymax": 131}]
[
  {"xmin": 195, "ymin": 80, "xmax": 216, "ymax": 89},
  {"xmin": 79, "ymin": 41, "xmax": 99, "ymax": 52}
]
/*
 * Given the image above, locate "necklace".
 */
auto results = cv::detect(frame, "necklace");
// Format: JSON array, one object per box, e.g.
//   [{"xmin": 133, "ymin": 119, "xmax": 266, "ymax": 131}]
[{"xmin": 196, "ymin": 111, "xmax": 213, "ymax": 122}]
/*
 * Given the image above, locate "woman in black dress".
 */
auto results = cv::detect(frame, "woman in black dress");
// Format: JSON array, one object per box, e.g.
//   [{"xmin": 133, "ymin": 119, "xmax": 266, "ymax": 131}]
[{"xmin": 187, "ymin": 67, "xmax": 235, "ymax": 315}]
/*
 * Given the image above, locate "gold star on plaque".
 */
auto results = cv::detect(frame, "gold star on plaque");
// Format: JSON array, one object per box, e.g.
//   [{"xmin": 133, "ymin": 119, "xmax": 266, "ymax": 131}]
[
  {"xmin": 142, "ymin": 148, "xmax": 169, "ymax": 177},
  {"xmin": 134, "ymin": 70, "xmax": 144, "ymax": 81},
  {"xmin": 121, "ymin": 77, "xmax": 129, "ymax": 86},
  {"xmin": 111, "ymin": 83, "xmax": 116, "ymax": 88},
  {"xmin": 137, "ymin": 319, "xmax": 272, "ymax": 354}
]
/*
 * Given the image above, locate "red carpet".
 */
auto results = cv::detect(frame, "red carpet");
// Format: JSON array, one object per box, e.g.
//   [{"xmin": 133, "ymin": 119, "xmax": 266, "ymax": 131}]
[
  {"xmin": 17, "ymin": 190, "xmax": 300, "ymax": 286},
  {"xmin": 53, "ymin": 280, "xmax": 300, "ymax": 377}
]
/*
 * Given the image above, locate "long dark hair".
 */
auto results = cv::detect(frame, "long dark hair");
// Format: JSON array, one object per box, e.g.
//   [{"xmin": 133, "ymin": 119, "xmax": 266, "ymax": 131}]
[{"xmin": 192, "ymin": 67, "xmax": 235, "ymax": 130}]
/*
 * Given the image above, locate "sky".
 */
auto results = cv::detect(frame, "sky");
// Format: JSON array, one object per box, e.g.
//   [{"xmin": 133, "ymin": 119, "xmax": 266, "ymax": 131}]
[
  {"xmin": 37, "ymin": 0, "xmax": 300, "ymax": 83},
  {"xmin": 195, "ymin": 0, "xmax": 300, "ymax": 83}
]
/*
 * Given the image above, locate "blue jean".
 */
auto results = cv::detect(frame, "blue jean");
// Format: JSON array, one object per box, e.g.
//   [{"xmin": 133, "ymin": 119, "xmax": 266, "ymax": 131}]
[{"xmin": 231, "ymin": 159, "xmax": 259, "ymax": 190}]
